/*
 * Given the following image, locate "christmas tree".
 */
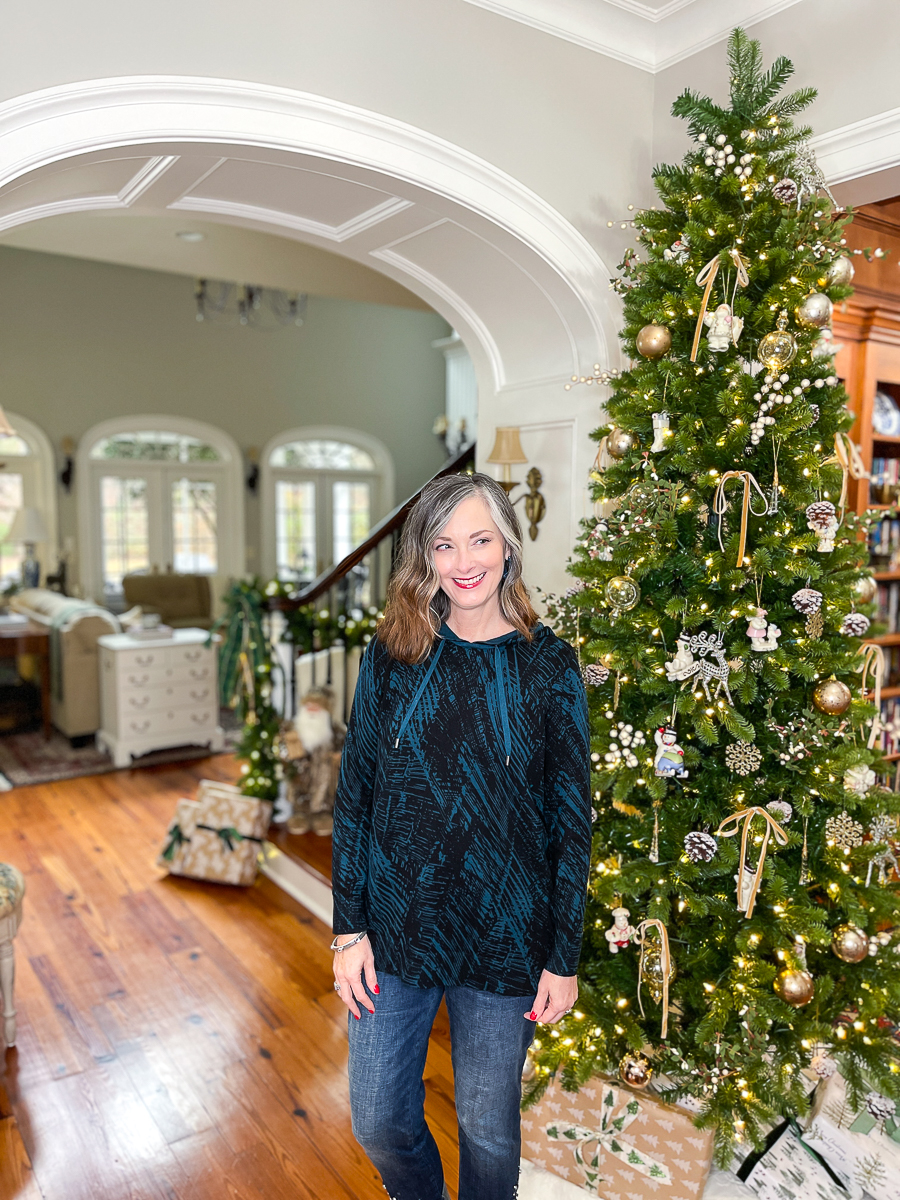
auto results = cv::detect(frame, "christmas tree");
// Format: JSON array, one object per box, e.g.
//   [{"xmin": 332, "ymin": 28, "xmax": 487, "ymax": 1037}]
[{"xmin": 529, "ymin": 29, "xmax": 900, "ymax": 1156}]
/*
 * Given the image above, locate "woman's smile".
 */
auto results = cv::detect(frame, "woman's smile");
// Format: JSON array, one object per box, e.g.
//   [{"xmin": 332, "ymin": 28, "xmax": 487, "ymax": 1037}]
[{"xmin": 453, "ymin": 571, "xmax": 486, "ymax": 589}]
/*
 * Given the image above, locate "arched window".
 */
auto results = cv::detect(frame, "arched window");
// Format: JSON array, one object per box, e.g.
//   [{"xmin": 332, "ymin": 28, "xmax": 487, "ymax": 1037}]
[
  {"xmin": 77, "ymin": 416, "xmax": 244, "ymax": 608},
  {"xmin": 0, "ymin": 414, "xmax": 58, "ymax": 587},
  {"xmin": 261, "ymin": 427, "xmax": 393, "ymax": 586}
]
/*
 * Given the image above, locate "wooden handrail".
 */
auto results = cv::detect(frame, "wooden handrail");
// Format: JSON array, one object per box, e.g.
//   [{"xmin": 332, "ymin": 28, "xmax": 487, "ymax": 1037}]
[{"xmin": 270, "ymin": 441, "xmax": 476, "ymax": 610}]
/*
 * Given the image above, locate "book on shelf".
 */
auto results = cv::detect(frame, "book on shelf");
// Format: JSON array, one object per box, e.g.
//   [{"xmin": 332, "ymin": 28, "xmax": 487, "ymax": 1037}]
[{"xmin": 869, "ymin": 517, "xmax": 900, "ymax": 570}]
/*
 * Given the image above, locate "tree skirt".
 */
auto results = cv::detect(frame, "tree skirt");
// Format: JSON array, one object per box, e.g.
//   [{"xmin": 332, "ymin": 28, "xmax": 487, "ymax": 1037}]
[{"xmin": 0, "ymin": 711, "xmax": 240, "ymax": 788}]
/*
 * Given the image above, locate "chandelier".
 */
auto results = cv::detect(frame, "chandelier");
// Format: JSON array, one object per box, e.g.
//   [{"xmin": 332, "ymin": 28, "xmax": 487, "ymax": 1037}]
[{"xmin": 194, "ymin": 279, "xmax": 308, "ymax": 329}]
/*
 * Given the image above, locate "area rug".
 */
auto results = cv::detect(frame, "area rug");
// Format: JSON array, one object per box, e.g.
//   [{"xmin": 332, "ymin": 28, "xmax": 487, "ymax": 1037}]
[{"xmin": 0, "ymin": 710, "xmax": 241, "ymax": 788}]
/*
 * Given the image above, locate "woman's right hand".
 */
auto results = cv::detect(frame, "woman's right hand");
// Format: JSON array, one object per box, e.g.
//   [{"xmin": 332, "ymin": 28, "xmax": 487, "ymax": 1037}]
[{"xmin": 333, "ymin": 933, "xmax": 378, "ymax": 1019}]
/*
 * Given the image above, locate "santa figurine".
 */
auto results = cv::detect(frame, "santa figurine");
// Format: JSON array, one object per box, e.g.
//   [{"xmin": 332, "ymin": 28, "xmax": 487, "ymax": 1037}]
[
  {"xmin": 704, "ymin": 303, "xmax": 743, "ymax": 352},
  {"xmin": 605, "ymin": 907, "xmax": 636, "ymax": 954},
  {"xmin": 747, "ymin": 608, "xmax": 768, "ymax": 647},
  {"xmin": 654, "ymin": 726, "xmax": 688, "ymax": 777},
  {"xmin": 282, "ymin": 686, "xmax": 346, "ymax": 836}
]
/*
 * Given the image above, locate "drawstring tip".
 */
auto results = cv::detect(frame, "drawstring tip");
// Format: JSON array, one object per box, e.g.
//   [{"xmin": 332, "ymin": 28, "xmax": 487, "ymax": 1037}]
[
  {"xmin": 506, "ymin": 755, "xmax": 510, "ymax": 766},
  {"xmin": 395, "ymin": 737, "xmax": 399, "ymax": 748}
]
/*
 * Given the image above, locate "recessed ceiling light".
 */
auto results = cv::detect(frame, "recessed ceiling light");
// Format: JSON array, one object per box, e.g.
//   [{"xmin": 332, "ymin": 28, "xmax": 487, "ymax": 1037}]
[{"xmin": 176, "ymin": 231, "xmax": 205, "ymax": 243}]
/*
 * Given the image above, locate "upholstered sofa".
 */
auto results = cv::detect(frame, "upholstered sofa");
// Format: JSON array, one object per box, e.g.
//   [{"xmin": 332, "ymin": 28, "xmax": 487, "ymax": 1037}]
[
  {"xmin": 122, "ymin": 573, "xmax": 213, "ymax": 629},
  {"xmin": 8, "ymin": 589, "xmax": 120, "ymax": 738}
]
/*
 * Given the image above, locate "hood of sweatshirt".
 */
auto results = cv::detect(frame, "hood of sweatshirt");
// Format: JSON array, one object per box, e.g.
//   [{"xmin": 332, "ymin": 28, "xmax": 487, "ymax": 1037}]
[{"xmin": 393, "ymin": 622, "xmax": 553, "ymax": 766}]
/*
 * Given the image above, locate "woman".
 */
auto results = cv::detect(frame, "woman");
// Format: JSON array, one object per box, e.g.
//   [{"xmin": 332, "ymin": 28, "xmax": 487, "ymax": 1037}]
[{"xmin": 331, "ymin": 471, "xmax": 592, "ymax": 1200}]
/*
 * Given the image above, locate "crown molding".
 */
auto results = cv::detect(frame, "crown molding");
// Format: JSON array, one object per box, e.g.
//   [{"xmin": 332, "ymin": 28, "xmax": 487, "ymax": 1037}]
[
  {"xmin": 460, "ymin": 0, "xmax": 803, "ymax": 72},
  {"xmin": 811, "ymin": 107, "xmax": 900, "ymax": 186}
]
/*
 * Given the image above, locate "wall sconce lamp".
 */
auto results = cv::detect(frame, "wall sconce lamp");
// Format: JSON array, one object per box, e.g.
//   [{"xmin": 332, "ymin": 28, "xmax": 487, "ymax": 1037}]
[
  {"xmin": 246, "ymin": 446, "xmax": 260, "ymax": 493},
  {"xmin": 60, "ymin": 436, "xmax": 75, "ymax": 492},
  {"xmin": 486, "ymin": 426, "xmax": 546, "ymax": 541}
]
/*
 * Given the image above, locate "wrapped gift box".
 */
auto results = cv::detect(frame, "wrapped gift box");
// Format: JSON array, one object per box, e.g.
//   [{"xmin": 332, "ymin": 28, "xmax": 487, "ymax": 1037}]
[
  {"xmin": 156, "ymin": 797, "xmax": 199, "ymax": 873},
  {"xmin": 742, "ymin": 1124, "xmax": 858, "ymax": 1200},
  {"xmin": 802, "ymin": 1070, "xmax": 900, "ymax": 1200},
  {"xmin": 518, "ymin": 1160, "xmax": 756, "ymax": 1200},
  {"xmin": 521, "ymin": 1077, "xmax": 713, "ymax": 1198},
  {"xmin": 164, "ymin": 781, "xmax": 272, "ymax": 886}
]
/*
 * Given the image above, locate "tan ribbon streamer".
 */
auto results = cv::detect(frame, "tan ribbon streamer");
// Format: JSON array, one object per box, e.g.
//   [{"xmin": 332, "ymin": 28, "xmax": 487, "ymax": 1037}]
[
  {"xmin": 830, "ymin": 433, "xmax": 869, "ymax": 519},
  {"xmin": 635, "ymin": 918, "xmax": 672, "ymax": 1039},
  {"xmin": 860, "ymin": 642, "xmax": 885, "ymax": 750},
  {"xmin": 712, "ymin": 470, "xmax": 768, "ymax": 567},
  {"xmin": 715, "ymin": 807, "xmax": 789, "ymax": 919},
  {"xmin": 690, "ymin": 249, "xmax": 750, "ymax": 362}
]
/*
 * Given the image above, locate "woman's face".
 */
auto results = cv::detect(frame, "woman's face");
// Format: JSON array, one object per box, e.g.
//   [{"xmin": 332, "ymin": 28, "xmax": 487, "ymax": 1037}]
[{"xmin": 432, "ymin": 494, "xmax": 507, "ymax": 614}]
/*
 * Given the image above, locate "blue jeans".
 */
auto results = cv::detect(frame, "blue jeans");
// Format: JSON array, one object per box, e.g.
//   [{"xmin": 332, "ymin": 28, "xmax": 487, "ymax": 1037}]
[{"xmin": 348, "ymin": 971, "xmax": 534, "ymax": 1200}]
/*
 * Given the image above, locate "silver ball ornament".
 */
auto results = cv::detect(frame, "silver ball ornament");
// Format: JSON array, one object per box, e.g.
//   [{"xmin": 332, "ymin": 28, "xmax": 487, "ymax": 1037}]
[
  {"xmin": 825, "ymin": 257, "xmax": 855, "ymax": 288},
  {"xmin": 796, "ymin": 292, "xmax": 834, "ymax": 329},
  {"xmin": 855, "ymin": 575, "xmax": 877, "ymax": 605}
]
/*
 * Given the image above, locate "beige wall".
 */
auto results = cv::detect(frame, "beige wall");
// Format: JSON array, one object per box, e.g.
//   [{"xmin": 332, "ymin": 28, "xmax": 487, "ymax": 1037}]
[{"xmin": 0, "ymin": 245, "xmax": 450, "ymax": 575}]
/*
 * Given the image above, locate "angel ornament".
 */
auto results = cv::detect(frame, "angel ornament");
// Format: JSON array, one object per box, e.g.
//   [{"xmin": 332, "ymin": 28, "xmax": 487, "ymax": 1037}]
[
  {"xmin": 650, "ymin": 411, "xmax": 670, "ymax": 453},
  {"xmin": 705, "ymin": 303, "xmax": 743, "ymax": 352}
]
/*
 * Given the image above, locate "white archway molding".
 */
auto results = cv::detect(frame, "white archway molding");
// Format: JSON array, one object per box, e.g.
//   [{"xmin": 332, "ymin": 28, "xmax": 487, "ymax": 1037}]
[
  {"xmin": 3, "ymin": 411, "xmax": 58, "ymax": 566},
  {"xmin": 0, "ymin": 76, "xmax": 622, "ymax": 392}
]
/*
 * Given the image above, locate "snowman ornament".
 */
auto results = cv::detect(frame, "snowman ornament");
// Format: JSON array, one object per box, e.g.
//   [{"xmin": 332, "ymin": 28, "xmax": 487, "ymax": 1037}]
[
  {"xmin": 654, "ymin": 725, "xmax": 689, "ymax": 777},
  {"xmin": 705, "ymin": 303, "xmax": 743, "ymax": 352}
]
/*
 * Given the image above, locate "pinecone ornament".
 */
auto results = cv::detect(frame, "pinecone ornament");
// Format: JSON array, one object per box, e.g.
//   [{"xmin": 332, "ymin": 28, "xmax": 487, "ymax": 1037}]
[
  {"xmin": 866, "ymin": 1092, "xmax": 897, "ymax": 1122},
  {"xmin": 583, "ymin": 663, "xmax": 610, "ymax": 686},
  {"xmin": 810, "ymin": 1052, "xmax": 837, "ymax": 1078},
  {"xmin": 684, "ymin": 831, "xmax": 718, "ymax": 863},
  {"xmin": 841, "ymin": 612, "xmax": 871, "ymax": 637},
  {"xmin": 766, "ymin": 799, "xmax": 793, "ymax": 824},
  {"xmin": 792, "ymin": 587, "xmax": 823, "ymax": 615},
  {"xmin": 806, "ymin": 500, "xmax": 837, "ymax": 532},
  {"xmin": 772, "ymin": 177, "xmax": 798, "ymax": 204}
]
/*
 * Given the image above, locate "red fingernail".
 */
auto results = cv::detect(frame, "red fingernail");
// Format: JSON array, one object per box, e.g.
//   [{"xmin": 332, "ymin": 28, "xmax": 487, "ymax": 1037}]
[
  {"xmin": 374, "ymin": 986, "xmax": 380, "ymax": 994},
  {"xmin": 354, "ymin": 1013, "xmax": 360, "ymax": 1020},
  {"xmin": 529, "ymin": 1011, "xmax": 537, "ymax": 1020}
]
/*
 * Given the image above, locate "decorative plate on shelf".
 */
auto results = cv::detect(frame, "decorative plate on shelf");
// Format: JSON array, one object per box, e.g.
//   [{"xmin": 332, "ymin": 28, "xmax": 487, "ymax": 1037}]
[{"xmin": 873, "ymin": 390, "xmax": 900, "ymax": 436}]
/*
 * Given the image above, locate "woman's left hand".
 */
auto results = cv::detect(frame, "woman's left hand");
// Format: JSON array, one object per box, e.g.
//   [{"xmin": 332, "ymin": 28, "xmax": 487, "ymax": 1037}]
[{"xmin": 525, "ymin": 970, "xmax": 578, "ymax": 1024}]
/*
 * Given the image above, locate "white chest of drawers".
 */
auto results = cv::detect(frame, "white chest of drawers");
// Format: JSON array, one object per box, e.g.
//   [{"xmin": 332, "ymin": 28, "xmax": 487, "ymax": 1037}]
[{"xmin": 96, "ymin": 628, "xmax": 224, "ymax": 767}]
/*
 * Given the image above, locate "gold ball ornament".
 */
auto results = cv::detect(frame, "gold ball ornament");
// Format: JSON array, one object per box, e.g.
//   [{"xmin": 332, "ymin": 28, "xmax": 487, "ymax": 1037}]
[
  {"xmin": 796, "ymin": 292, "xmax": 834, "ymax": 329},
  {"xmin": 635, "ymin": 324, "xmax": 672, "ymax": 359},
  {"xmin": 831, "ymin": 924, "xmax": 869, "ymax": 964},
  {"xmin": 812, "ymin": 677, "xmax": 852, "ymax": 716},
  {"xmin": 757, "ymin": 310, "xmax": 798, "ymax": 372},
  {"xmin": 607, "ymin": 427, "xmax": 637, "ymax": 459},
  {"xmin": 855, "ymin": 574, "xmax": 877, "ymax": 605},
  {"xmin": 605, "ymin": 575, "xmax": 641, "ymax": 613},
  {"xmin": 774, "ymin": 968, "xmax": 815, "ymax": 1007},
  {"xmin": 825, "ymin": 256, "xmax": 855, "ymax": 288},
  {"xmin": 619, "ymin": 1052, "xmax": 653, "ymax": 1090},
  {"xmin": 642, "ymin": 944, "xmax": 677, "ymax": 1004}
]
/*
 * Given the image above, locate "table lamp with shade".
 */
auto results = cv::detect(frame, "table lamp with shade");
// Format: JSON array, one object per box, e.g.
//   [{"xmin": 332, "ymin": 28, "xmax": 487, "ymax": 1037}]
[{"xmin": 8, "ymin": 507, "xmax": 48, "ymax": 588}]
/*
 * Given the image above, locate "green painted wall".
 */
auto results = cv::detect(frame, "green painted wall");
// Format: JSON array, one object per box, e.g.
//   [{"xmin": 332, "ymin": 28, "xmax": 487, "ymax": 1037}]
[{"xmin": 0, "ymin": 245, "xmax": 450, "ymax": 574}]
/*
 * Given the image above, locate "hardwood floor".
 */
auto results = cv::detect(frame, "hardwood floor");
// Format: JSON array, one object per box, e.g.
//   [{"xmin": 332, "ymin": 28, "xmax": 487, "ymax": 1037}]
[{"xmin": 0, "ymin": 756, "xmax": 459, "ymax": 1200}]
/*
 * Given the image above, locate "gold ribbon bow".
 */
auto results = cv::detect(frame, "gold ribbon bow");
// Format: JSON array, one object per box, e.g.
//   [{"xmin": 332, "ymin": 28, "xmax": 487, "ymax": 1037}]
[
  {"xmin": 715, "ymin": 807, "xmax": 789, "ymax": 918},
  {"xmin": 830, "ymin": 433, "xmax": 869, "ymax": 519},
  {"xmin": 712, "ymin": 471, "xmax": 768, "ymax": 567},
  {"xmin": 635, "ymin": 918, "xmax": 672, "ymax": 1039},
  {"xmin": 860, "ymin": 642, "xmax": 885, "ymax": 750},
  {"xmin": 691, "ymin": 249, "xmax": 750, "ymax": 362}
]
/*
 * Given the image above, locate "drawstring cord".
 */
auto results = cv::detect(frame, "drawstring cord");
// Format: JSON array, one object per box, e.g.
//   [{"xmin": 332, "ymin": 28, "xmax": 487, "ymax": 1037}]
[
  {"xmin": 494, "ymin": 644, "xmax": 512, "ymax": 766},
  {"xmin": 394, "ymin": 639, "xmax": 445, "ymax": 748}
]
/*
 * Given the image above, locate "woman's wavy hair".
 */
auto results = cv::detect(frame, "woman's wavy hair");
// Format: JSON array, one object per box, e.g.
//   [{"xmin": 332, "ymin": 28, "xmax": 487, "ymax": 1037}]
[{"xmin": 378, "ymin": 472, "xmax": 538, "ymax": 663}]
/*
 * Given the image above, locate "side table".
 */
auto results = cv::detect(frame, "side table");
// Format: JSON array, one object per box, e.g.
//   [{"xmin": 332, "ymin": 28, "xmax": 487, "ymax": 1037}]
[
  {"xmin": 0, "ymin": 862, "xmax": 25, "ymax": 1048},
  {"xmin": 0, "ymin": 620, "xmax": 51, "ymax": 738}
]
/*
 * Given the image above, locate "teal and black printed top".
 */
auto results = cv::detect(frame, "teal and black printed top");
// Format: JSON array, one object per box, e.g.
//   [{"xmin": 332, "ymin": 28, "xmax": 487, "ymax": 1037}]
[{"xmin": 331, "ymin": 622, "xmax": 592, "ymax": 996}]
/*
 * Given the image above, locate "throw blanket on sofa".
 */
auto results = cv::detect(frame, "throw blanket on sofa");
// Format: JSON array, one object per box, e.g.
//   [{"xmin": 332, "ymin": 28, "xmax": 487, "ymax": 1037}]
[{"xmin": 49, "ymin": 601, "xmax": 120, "ymax": 700}]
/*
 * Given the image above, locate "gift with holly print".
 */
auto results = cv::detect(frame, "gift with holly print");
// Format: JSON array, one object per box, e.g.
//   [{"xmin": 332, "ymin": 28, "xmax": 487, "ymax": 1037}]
[
  {"xmin": 801, "ymin": 1067, "xmax": 900, "ymax": 1200},
  {"xmin": 171, "ymin": 780, "xmax": 272, "ymax": 886},
  {"xmin": 156, "ymin": 796, "xmax": 200, "ymax": 874},
  {"xmin": 520, "ymin": 1075, "xmax": 714, "ymax": 1199}
]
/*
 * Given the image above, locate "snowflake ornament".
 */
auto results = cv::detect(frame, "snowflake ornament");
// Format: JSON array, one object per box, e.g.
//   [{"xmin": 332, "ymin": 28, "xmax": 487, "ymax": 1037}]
[
  {"xmin": 725, "ymin": 741, "xmax": 763, "ymax": 775},
  {"xmin": 825, "ymin": 810, "xmax": 865, "ymax": 850},
  {"xmin": 806, "ymin": 611, "xmax": 824, "ymax": 639}
]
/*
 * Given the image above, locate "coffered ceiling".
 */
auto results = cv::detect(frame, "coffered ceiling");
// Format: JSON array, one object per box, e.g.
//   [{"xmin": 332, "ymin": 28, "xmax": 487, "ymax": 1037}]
[{"xmin": 460, "ymin": 0, "xmax": 804, "ymax": 71}]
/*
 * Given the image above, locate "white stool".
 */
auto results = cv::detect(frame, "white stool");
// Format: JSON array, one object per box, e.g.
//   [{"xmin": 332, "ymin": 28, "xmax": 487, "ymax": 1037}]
[{"xmin": 0, "ymin": 862, "xmax": 25, "ymax": 1048}]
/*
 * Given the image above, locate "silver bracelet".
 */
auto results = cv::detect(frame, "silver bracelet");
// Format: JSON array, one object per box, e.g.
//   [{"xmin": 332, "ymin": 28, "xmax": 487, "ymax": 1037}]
[{"xmin": 330, "ymin": 931, "xmax": 367, "ymax": 953}]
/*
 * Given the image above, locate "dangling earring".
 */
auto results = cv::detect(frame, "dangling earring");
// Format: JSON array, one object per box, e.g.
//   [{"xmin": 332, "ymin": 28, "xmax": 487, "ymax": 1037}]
[{"xmin": 502, "ymin": 556, "xmax": 510, "ymax": 580}]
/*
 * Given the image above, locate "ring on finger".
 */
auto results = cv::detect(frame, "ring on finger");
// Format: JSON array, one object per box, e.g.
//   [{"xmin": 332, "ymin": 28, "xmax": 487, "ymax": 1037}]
[{"xmin": 334, "ymin": 982, "xmax": 342, "ymax": 993}]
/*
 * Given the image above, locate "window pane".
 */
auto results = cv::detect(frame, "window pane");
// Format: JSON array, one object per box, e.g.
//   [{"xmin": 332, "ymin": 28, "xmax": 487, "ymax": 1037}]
[
  {"xmin": 275, "ymin": 480, "xmax": 315, "ymax": 581},
  {"xmin": 0, "ymin": 474, "xmax": 24, "ymax": 585},
  {"xmin": 270, "ymin": 439, "xmax": 374, "ymax": 470},
  {"xmin": 101, "ymin": 476, "xmax": 149, "ymax": 596},
  {"xmin": 91, "ymin": 431, "xmax": 220, "ymax": 462},
  {"xmin": 172, "ymin": 479, "xmax": 218, "ymax": 574},
  {"xmin": 333, "ymin": 481, "xmax": 370, "ymax": 563}
]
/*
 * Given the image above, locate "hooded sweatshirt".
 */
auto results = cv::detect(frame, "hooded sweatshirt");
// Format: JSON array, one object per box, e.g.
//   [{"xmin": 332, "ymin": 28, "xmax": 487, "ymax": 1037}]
[{"xmin": 331, "ymin": 622, "xmax": 592, "ymax": 996}]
